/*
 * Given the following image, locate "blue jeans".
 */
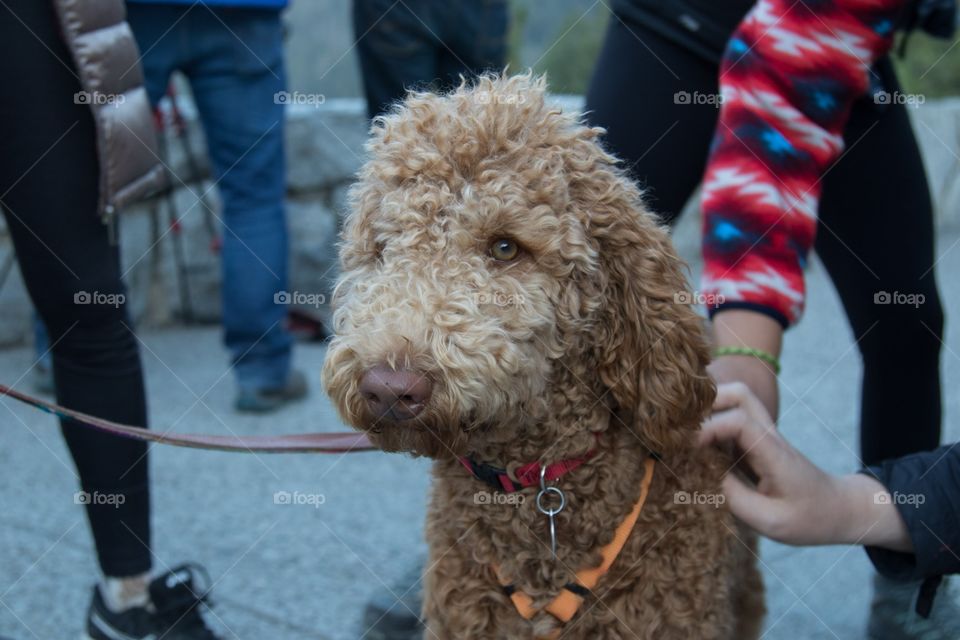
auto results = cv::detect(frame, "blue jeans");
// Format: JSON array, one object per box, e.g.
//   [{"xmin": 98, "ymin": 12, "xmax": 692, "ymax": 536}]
[{"xmin": 125, "ymin": 4, "xmax": 292, "ymax": 390}]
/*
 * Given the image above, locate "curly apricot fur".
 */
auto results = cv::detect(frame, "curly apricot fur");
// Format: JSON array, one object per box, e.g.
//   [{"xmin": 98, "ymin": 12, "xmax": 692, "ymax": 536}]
[{"xmin": 323, "ymin": 74, "xmax": 765, "ymax": 639}]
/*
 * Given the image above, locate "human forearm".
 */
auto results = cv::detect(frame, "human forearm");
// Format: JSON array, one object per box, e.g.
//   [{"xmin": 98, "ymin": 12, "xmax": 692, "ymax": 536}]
[
  {"xmin": 708, "ymin": 309, "xmax": 782, "ymax": 417},
  {"xmin": 832, "ymin": 473, "xmax": 912, "ymax": 552}
]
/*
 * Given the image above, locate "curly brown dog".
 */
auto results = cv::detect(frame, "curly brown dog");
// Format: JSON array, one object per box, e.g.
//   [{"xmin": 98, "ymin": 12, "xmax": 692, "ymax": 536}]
[{"xmin": 323, "ymin": 74, "xmax": 765, "ymax": 639}]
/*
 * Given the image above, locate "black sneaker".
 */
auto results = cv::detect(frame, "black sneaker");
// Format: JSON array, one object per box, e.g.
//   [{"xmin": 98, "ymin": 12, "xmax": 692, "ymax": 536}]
[{"xmin": 85, "ymin": 564, "xmax": 220, "ymax": 640}]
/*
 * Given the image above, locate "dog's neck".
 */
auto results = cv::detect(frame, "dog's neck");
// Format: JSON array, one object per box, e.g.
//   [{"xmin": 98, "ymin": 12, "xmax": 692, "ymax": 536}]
[
  {"xmin": 462, "ymin": 361, "xmax": 641, "ymax": 470},
  {"xmin": 469, "ymin": 357, "xmax": 625, "ymax": 469},
  {"xmin": 465, "ymin": 412, "xmax": 610, "ymax": 473}
]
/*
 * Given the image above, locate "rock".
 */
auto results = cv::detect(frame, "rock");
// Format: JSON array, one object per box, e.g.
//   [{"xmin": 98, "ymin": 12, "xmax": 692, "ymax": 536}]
[
  {"xmin": 287, "ymin": 198, "xmax": 340, "ymax": 327},
  {"xmin": 286, "ymin": 98, "xmax": 370, "ymax": 194}
]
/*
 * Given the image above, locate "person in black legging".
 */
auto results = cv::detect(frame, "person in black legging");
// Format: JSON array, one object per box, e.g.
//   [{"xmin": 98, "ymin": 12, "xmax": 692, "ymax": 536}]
[
  {"xmin": 0, "ymin": 2, "xmax": 218, "ymax": 638},
  {"xmin": 585, "ymin": 1, "xmax": 949, "ymax": 636}
]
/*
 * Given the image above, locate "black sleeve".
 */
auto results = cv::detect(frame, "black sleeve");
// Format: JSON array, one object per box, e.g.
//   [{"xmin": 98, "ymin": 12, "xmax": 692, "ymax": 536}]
[{"xmin": 860, "ymin": 444, "xmax": 960, "ymax": 581}]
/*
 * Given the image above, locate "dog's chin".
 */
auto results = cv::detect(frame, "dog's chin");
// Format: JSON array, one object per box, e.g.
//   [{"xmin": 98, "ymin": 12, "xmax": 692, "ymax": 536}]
[{"xmin": 354, "ymin": 410, "xmax": 470, "ymax": 459}]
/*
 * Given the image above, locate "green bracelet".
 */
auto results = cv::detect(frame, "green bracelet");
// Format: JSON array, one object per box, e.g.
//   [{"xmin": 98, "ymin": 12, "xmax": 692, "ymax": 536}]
[{"xmin": 714, "ymin": 346, "xmax": 781, "ymax": 375}]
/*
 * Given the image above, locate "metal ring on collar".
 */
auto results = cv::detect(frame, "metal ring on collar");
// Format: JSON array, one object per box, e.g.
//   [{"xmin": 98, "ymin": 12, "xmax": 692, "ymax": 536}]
[{"xmin": 536, "ymin": 486, "xmax": 565, "ymax": 516}]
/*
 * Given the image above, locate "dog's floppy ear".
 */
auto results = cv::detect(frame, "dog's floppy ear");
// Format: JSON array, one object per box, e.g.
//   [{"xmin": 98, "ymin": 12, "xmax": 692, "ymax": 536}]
[{"xmin": 579, "ymin": 165, "xmax": 715, "ymax": 454}]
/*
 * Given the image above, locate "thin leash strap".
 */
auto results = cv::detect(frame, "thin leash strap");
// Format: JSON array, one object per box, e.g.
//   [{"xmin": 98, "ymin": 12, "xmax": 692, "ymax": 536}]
[{"xmin": 0, "ymin": 384, "xmax": 375, "ymax": 453}]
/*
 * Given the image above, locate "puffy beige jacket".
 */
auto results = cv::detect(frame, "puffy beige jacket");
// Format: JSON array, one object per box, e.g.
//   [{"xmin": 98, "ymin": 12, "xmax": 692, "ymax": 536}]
[{"xmin": 53, "ymin": 0, "xmax": 165, "ymax": 222}]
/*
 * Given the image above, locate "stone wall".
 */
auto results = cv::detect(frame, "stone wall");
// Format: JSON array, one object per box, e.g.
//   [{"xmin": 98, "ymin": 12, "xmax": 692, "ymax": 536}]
[{"xmin": 0, "ymin": 96, "xmax": 958, "ymax": 347}]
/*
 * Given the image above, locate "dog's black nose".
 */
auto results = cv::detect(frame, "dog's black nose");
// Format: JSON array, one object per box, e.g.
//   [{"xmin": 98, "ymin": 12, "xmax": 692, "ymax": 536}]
[{"xmin": 359, "ymin": 366, "xmax": 432, "ymax": 421}]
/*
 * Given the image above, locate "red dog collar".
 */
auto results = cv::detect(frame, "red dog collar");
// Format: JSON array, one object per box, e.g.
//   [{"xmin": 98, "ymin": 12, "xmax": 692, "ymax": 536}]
[{"xmin": 458, "ymin": 436, "xmax": 601, "ymax": 493}]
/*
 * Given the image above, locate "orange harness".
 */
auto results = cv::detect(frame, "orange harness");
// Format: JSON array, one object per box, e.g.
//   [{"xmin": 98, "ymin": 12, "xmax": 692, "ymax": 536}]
[{"xmin": 495, "ymin": 457, "xmax": 656, "ymax": 637}]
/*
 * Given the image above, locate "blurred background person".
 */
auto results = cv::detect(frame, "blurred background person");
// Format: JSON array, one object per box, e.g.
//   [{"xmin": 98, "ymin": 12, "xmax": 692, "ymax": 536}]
[
  {"xmin": 0, "ymin": 1, "xmax": 222, "ymax": 638},
  {"xmin": 353, "ymin": 0, "xmax": 509, "ymax": 119},
  {"xmin": 124, "ymin": 0, "xmax": 306, "ymax": 413}
]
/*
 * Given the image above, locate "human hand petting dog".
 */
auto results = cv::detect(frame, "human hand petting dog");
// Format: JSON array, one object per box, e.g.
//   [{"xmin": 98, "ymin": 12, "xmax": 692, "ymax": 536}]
[{"xmin": 700, "ymin": 383, "xmax": 912, "ymax": 553}]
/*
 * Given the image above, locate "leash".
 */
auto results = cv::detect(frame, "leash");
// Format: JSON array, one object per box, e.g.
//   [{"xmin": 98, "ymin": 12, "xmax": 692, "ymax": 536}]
[{"xmin": 0, "ymin": 384, "xmax": 374, "ymax": 454}]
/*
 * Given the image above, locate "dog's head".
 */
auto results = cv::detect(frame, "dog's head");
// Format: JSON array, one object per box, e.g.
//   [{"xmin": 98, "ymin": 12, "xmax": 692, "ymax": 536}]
[{"xmin": 323, "ymin": 74, "xmax": 714, "ymax": 459}]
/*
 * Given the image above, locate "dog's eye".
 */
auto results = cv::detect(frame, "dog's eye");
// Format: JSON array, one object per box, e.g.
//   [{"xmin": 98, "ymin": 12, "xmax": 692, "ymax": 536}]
[{"xmin": 490, "ymin": 238, "xmax": 520, "ymax": 262}]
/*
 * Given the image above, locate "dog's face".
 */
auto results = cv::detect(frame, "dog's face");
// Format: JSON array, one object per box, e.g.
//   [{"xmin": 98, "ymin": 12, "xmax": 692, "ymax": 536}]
[{"xmin": 323, "ymin": 75, "xmax": 713, "ymax": 459}]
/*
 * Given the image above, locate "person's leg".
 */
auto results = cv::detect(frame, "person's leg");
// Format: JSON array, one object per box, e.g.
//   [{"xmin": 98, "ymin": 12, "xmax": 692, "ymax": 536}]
[
  {"xmin": 124, "ymin": 3, "xmax": 183, "ymax": 106},
  {"xmin": 0, "ymin": 0, "xmax": 151, "ymax": 580},
  {"xmin": 180, "ymin": 8, "xmax": 298, "ymax": 404},
  {"xmin": 353, "ymin": 0, "xmax": 442, "ymax": 119},
  {"xmin": 436, "ymin": 0, "xmax": 508, "ymax": 86},
  {"xmin": 584, "ymin": 15, "xmax": 722, "ymax": 224},
  {"xmin": 30, "ymin": 312, "xmax": 55, "ymax": 394},
  {"xmin": 24, "ymin": 0, "xmax": 177, "ymax": 405},
  {"xmin": 815, "ymin": 58, "xmax": 942, "ymax": 468},
  {"xmin": 815, "ymin": 66, "xmax": 957, "ymax": 637}
]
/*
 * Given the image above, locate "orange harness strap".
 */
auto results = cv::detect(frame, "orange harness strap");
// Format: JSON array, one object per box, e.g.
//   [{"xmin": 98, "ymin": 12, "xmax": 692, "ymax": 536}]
[{"xmin": 496, "ymin": 457, "xmax": 656, "ymax": 633}]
